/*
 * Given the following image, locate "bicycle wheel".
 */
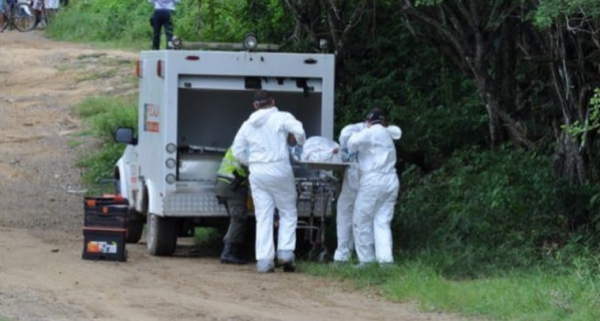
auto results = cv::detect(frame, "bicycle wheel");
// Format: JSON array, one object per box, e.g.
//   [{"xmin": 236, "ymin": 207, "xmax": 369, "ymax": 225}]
[{"xmin": 12, "ymin": 3, "xmax": 35, "ymax": 32}]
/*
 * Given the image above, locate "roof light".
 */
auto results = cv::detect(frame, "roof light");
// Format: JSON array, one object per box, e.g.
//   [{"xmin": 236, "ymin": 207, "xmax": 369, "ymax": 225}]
[{"xmin": 243, "ymin": 33, "xmax": 258, "ymax": 51}]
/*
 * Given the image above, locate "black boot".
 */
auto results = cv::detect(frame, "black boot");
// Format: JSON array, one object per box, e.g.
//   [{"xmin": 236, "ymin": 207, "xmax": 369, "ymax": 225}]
[{"xmin": 220, "ymin": 243, "xmax": 247, "ymax": 265}]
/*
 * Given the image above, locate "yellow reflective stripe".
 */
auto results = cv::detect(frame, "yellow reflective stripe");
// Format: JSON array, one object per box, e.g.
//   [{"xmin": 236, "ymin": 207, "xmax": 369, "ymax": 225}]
[
  {"xmin": 217, "ymin": 149, "xmax": 248, "ymax": 178},
  {"xmin": 217, "ymin": 176, "xmax": 232, "ymax": 184}
]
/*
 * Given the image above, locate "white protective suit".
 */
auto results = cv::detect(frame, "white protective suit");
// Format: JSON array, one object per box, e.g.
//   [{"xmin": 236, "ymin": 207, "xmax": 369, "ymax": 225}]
[
  {"xmin": 231, "ymin": 107, "xmax": 306, "ymax": 271},
  {"xmin": 334, "ymin": 122, "xmax": 402, "ymax": 262},
  {"xmin": 347, "ymin": 123, "xmax": 401, "ymax": 264}
]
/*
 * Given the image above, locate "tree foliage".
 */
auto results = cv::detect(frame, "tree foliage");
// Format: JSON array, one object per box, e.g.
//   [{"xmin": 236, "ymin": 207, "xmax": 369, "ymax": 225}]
[{"xmin": 399, "ymin": 147, "xmax": 600, "ymax": 276}]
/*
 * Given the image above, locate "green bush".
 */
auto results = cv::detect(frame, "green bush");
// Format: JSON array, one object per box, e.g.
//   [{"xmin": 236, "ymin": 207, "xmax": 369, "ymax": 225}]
[
  {"xmin": 46, "ymin": 0, "xmax": 153, "ymax": 47},
  {"xmin": 397, "ymin": 146, "xmax": 600, "ymax": 277},
  {"xmin": 47, "ymin": 0, "xmax": 288, "ymax": 48}
]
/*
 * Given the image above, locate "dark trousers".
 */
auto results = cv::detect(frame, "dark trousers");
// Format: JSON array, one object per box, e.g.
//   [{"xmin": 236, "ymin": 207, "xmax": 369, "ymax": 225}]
[
  {"xmin": 215, "ymin": 180, "xmax": 248, "ymax": 244},
  {"xmin": 151, "ymin": 9, "xmax": 173, "ymax": 50}
]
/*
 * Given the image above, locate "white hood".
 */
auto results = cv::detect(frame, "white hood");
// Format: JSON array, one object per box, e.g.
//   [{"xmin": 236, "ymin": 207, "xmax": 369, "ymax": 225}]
[
  {"xmin": 247, "ymin": 107, "xmax": 277, "ymax": 128},
  {"xmin": 231, "ymin": 107, "xmax": 306, "ymax": 177}
]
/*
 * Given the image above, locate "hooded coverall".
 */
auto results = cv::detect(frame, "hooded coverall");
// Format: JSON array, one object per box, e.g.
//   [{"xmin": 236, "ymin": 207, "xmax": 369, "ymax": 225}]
[
  {"xmin": 232, "ymin": 107, "xmax": 306, "ymax": 272},
  {"xmin": 334, "ymin": 123, "xmax": 402, "ymax": 262},
  {"xmin": 347, "ymin": 123, "xmax": 401, "ymax": 264}
]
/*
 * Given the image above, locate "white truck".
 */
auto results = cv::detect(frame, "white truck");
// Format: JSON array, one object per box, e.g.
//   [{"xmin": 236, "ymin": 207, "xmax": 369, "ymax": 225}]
[{"xmin": 113, "ymin": 37, "xmax": 337, "ymax": 256}]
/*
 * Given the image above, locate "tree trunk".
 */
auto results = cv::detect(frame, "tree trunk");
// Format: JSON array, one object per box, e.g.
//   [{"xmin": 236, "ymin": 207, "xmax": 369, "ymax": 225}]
[
  {"xmin": 401, "ymin": 0, "xmax": 532, "ymax": 149},
  {"xmin": 554, "ymin": 132, "xmax": 587, "ymax": 184},
  {"xmin": 472, "ymin": 71, "xmax": 530, "ymax": 149},
  {"xmin": 548, "ymin": 24, "xmax": 590, "ymax": 184}
]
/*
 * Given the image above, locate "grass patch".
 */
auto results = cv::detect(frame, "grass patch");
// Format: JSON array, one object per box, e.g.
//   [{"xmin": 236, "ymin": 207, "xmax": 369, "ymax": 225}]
[
  {"xmin": 67, "ymin": 139, "xmax": 84, "ymax": 148},
  {"xmin": 194, "ymin": 228, "xmax": 222, "ymax": 246},
  {"xmin": 77, "ymin": 53, "xmax": 108, "ymax": 60},
  {"xmin": 302, "ymin": 257, "xmax": 600, "ymax": 321},
  {"xmin": 73, "ymin": 96, "xmax": 137, "ymax": 185},
  {"xmin": 192, "ymin": 227, "xmax": 225, "ymax": 257},
  {"xmin": 56, "ymin": 63, "xmax": 75, "ymax": 72},
  {"xmin": 44, "ymin": 2, "xmax": 151, "ymax": 51},
  {"xmin": 76, "ymin": 69, "xmax": 119, "ymax": 83}
]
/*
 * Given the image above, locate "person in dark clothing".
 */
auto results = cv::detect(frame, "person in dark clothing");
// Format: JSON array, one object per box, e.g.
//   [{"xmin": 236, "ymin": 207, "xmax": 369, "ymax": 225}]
[
  {"xmin": 148, "ymin": 0, "xmax": 180, "ymax": 50},
  {"xmin": 215, "ymin": 148, "xmax": 250, "ymax": 265}
]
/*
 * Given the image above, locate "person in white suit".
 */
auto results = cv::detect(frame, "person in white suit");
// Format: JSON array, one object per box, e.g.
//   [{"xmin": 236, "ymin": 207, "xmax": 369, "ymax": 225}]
[
  {"xmin": 347, "ymin": 109, "xmax": 401, "ymax": 266},
  {"xmin": 333, "ymin": 110, "xmax": 401, "ymax": 263},
  {"xmin": 232, "ymin": 90, "xmax": 306, "ymax": 273}
]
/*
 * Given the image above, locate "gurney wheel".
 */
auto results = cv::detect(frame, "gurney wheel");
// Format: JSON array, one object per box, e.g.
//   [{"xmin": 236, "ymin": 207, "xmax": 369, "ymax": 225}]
[
  {"xmin": 307, "ymin": 247, "xmax": 320, "ymax": 261},
  {"xmin": 316, "ymin": 249, "xmax": 330, "ymax": 263}
]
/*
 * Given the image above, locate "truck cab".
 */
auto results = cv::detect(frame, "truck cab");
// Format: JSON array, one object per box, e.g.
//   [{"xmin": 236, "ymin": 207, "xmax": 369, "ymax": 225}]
[{"xmin": 114, "ymin": 38, "xmax": 336, "ymax": 256}]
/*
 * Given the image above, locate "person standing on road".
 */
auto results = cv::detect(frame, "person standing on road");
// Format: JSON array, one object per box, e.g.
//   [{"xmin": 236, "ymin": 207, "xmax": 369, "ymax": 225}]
[
  {"xmin": 347, "ymin": 109, "xmax": 401, "ymax": 267},
  {"xmin": 31, "ymin": 0, "xmax": 44, "ymax": 28},
  {"xmin": 31, "ymin": 0, "xmax": 61, "ymax": 28},
  {"xmin": 215, "ymin": 147, "xmax": 250, "ymax": 265},
  {"xmin": 148, "ymin": 0, "xmax": 180, "ymax": 50},
  {"xmin": 333, "ymin": 109, "xmax": 402, "ymax": 264},
  {"xmin": 232, "ymin": 90, "xmax": 306, "ymax": 273}
]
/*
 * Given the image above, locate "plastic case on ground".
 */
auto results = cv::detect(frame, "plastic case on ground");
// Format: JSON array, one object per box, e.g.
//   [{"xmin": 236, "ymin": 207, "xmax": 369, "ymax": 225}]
[{"xmin": 81, "ymin": 196, "xmax": 128, "ymax": 262}]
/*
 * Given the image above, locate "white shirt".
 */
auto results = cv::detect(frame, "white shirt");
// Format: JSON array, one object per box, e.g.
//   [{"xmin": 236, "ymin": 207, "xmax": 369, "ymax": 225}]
[{"xmin": 148, "ymin": 0, "xmax": 179, "ymax": 10}]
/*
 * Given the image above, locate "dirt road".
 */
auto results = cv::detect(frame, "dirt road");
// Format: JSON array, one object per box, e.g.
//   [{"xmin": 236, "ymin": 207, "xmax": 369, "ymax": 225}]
[{"xmin": 0, "ymin": 31, "xmax": 469, "ymax": 321}]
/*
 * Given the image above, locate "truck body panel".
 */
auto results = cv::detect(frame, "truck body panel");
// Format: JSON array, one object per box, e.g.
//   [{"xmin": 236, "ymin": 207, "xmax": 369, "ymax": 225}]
[{"xmin": 117, "ymin": 49, "xmax": 335, "ymax": 221}]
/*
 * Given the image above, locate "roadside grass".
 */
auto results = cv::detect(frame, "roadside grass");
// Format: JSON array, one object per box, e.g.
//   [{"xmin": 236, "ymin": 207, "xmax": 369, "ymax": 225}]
[
  {"xmin": 194, "ymin": 228, "xmax": 223, "ymax": 247},
  {"xmin": 45, "ymin": 14, "xmax": 147, "ymax": 52},
  {"xmin": 302, "ymin": 257, "xmax": 600, "ymax": 321},
  {"xmin": 71, "ymin": 96, "xmax": 137, "ymax": 185},
  {"xmin": 67, "ymin": 139, "xmax": 84, "ymax": 148},
  {"xmin": 77, "ymin": 53, "xmax": 108, "ymax": 60},
  {"xmin": 76, "ymin": 69, "xmax": 119, "ymax": 83}
]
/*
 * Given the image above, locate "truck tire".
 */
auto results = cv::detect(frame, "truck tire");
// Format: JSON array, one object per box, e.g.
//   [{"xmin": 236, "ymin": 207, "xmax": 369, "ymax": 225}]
[
  {"xmin": 126, "ymin": 209, "xmax": 145, "ymax": 243},
  {"xmin": 147, "ymin": 213, "xmax": 177, "ymax": 256}
]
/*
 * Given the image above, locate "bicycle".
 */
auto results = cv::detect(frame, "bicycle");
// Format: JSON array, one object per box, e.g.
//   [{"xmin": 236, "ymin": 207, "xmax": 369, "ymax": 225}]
[{"xmin": 1, "ymin": 0, "xmax": 36, "ymax": 32}]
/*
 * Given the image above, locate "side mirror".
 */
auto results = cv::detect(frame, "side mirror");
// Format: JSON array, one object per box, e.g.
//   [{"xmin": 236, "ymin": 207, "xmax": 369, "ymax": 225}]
[{"xmin": 115, "ymin": 127, "xmax": 137, "ymax": 145}]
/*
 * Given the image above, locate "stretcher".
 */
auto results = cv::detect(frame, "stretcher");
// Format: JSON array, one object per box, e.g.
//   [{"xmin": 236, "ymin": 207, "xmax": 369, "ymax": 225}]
[{"xmin": 292, "ymin": 161, "xmax": 349, "ymax": 262}]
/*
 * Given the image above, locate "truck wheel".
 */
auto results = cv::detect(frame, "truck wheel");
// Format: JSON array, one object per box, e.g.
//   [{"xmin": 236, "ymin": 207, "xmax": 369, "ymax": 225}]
[
  {"xmin": 126, "ymin": 209, "xmax": 145, "ymax": 244},
  {"xmin": 147, "ymin": 213, "xmax": 177, "ymax": 256}
]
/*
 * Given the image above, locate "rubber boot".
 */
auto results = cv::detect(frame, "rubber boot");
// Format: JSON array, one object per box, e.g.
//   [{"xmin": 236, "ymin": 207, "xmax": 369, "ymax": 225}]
[
  {"xmin": 277, "ymin": 250, "xmax": 296, "ymax": 272},
  {"xmin": 220, "ymin": 243, "xmax": 247, "ymax": 265},
  {"xmin": 257, "ymin": 259, "xmax": 275, "ymax": 273}
]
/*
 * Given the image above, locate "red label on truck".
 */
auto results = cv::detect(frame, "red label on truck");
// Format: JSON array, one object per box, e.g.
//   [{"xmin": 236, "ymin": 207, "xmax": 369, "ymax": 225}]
[{"xmin": 143, "ymin": 103, "xmax": 160, "ymax": 133}]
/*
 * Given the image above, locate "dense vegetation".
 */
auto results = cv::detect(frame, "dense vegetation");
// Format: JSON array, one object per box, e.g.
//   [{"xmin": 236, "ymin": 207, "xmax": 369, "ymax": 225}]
[{"xmin": 54, "ymin": 0, "xmax": 600, "ymax": 301}]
